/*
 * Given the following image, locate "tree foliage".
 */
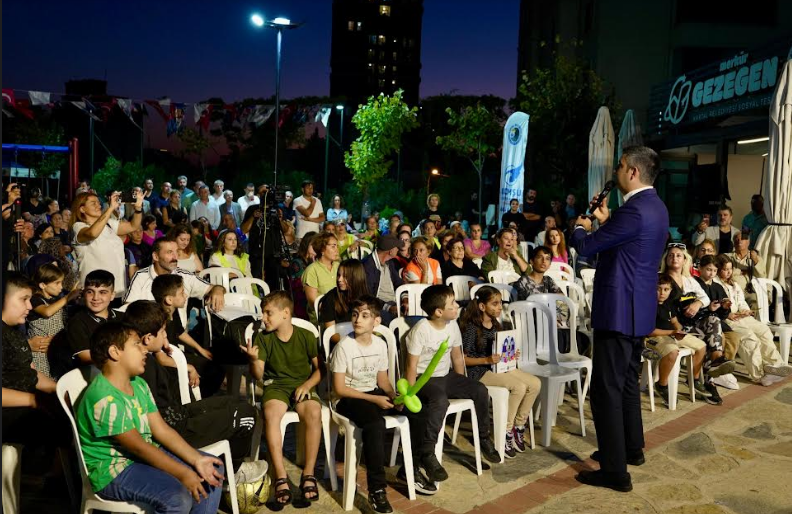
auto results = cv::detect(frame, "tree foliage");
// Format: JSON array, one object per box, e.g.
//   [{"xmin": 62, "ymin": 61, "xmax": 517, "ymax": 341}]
[
  {"xmin": 12, "ymin": 118, "xmax": 68, "ymax": 179},
  {"xmin": 513, "ymin": 53, "xmax": 620, "ymax": 195},
  {"xmin": 92, "ymin": 157, "xmax": 167, "ymax": 196},
  {"xmin": 345, "ymin": 90, "xmax": 419, "ymax": 194}
]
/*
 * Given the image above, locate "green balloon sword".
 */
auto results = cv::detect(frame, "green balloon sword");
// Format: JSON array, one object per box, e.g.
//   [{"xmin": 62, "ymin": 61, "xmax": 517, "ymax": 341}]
[{"xmin": 393, "ymin": 338, "xmax": 449, "ymax": 413}]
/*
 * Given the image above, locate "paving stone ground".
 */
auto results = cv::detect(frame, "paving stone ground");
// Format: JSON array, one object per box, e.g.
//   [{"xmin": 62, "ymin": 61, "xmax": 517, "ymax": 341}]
[{"xmin": 20, "ymin": 374, "xmax": 792, "ymax": 514}]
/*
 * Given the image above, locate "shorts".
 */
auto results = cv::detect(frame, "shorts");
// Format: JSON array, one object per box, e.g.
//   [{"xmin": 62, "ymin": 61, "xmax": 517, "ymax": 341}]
[
  {"xmin": 261, "ymin": 384, "xmax": 322, "ymax": 409},
  {"xmin": 646, "ymin": 334, "xmax": 706, "ymax": 358}
]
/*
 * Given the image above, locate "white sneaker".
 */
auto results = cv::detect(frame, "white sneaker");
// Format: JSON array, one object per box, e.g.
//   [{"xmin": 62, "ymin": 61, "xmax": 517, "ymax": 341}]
[
  {"xmin": 234, "ymin": 460, "xmax": 269, "ymax": 484},
  {"xmin": 712, "ymin": 373, "xmax": 739, "ymax": 390},
  {"xmin": 760, "ymin": 374, "xmax": 785, "ymax": 387}
]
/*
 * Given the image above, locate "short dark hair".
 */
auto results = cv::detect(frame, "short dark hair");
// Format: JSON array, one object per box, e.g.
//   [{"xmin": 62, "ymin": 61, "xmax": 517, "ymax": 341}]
[
  {"xmin": 90, "ymin": 321, "xmax": 138, "ymax": 369},
  {"xmin": 530, "ymin": 245, "xmax": 552, "ymax": 260},
  {"xmin": 718, "ymin": 204, "xmax": 733, "ymax": 215},
  {"xmin": 421, "ymin": 285, "xmax": 455, "ymax": 318},
  {"xmin": 350, "ymin": 295, "xmax": 383, "ymax": 316},
  {"xmin": 301, "ymin": 179, "xmax": 314, "ymax": 188},
  {"xmin": 152, "ymin": 274, "xmax": 184, "ymax": 305},
  {"xmin": 657, "ymin": 274, "xmax": 673, "ymax": 286},
  {"xmin": 152, "ymin": 237, "xmax": 176, "ymax": 255},
  {"xmin": 261, "ymin": 290, "xmax": 294, "ymax": 312},
  {"xmin": 3, "ymin": 272, "xmax": 35, "ymax": 301},
  {"xmin": 124, "ymin": 300, "xmax": 168, "ymax": 337},
  {"xmin": 699, "ymin": 255, "xmax": 718, "ymax": 268},
  {"xmin": 85, "ymin": 269, "xmax": 115, "ymax": 289},
  {"xmin": 445, "ymin": 234, "xmax": 465, "ymax": 253},
  {"xmin": 32, "ymin": 263, "xmax": 65, "ymax": 289},
  {"xmin": 622, "ymin": 146, "xmax": 660, "ymax": 185}
]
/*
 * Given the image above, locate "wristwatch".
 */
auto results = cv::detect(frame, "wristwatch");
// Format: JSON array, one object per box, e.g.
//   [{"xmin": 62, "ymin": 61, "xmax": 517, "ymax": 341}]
[{"xmin": 134, "ymin": 209, "xmax": 143, "ymax": 214}]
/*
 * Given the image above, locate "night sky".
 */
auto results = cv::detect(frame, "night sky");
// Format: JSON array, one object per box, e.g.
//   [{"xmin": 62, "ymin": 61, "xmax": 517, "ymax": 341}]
[{"xmin": 3, "ymin": 0, "xmax": 520, "ymax": 103}]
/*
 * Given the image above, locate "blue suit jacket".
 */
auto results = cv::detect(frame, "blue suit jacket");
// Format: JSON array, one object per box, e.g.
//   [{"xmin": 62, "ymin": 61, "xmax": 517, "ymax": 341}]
[{"xmin": 570, "ymin": 188, "xmax": 669, "ymax": 337}]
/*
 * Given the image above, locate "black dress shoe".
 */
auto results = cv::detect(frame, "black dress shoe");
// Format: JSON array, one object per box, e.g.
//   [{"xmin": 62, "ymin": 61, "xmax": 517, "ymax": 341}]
[
  {"xmin": 575, "ymin": 470, "xmax": 633, "ymax": 492},
  {"xmin": 590, "ymin": 450, "xmax": 645, "ymax": 466}
]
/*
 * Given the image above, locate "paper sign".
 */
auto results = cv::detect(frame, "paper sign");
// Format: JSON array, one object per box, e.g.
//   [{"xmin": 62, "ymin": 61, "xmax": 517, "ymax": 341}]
[{"xmin": 492, "ymin": 329, "xmax": 518, "ymax": 373}]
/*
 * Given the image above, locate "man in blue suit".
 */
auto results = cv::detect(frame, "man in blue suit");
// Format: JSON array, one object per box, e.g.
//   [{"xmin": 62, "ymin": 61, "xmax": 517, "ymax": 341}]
[{"xmin": 570, "ymin": 146, "xmax": 669, "ymax": 492}]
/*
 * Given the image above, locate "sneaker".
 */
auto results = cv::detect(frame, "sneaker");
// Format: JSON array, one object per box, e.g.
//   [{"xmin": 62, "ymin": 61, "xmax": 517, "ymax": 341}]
[
  {"xmin": 693, "ymin": 381, "xmax": 712, "ymax": 399},
  {"xmin": 708, "ymin": 357, "xmax": 735, "ymax": 378},
  {"xmin": 504, "ymin": 433, "xmax": 517, "ymax": 459},
  {"xmin": 419, "ymin": 453, "xmax": 448, "ymax": 482},
  {"xmin": 368, "ymin": 489, "xmax": 393, "ymax": 513},
  {"xmin": 763, "ymin": 364, "xmax": 792, "ymax": 377},
  {"xmin": 480, "ymin": 438, "xmax": 502, "ymax": 463},
  {"xmin": 397, "ymin": 465, "xmax": 437, "ymax": 495},
  {"xmin": 234, "ymin": 460, "xmax": 269, "ymax": 484},
  {"xmin": 654, "ymin": 384, "xmax": 671, "ymax": 406},
  {"xmin": 703, "ymin": 382, "xmax": 723, "ymax": 405},
  {"xmin": 712, "ymin": 373, "xmax": 740, "ymax": 390},
  {"xmin": 512, "ymin": 426, "xmax": 527, "ymax": 453},
  {"xmin": 760, "ymin": 374, "xmax": 785, "ymax": 386}
]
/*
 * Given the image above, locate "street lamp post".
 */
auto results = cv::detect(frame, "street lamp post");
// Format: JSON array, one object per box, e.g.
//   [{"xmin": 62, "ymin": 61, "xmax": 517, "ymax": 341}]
[
  {"xmin": 251, "ymin": 13, "xmax": 300, "ymax": 187},
  {"xmin": 426, "ymin": 168, "xmax": 439, "ymax": 193}
]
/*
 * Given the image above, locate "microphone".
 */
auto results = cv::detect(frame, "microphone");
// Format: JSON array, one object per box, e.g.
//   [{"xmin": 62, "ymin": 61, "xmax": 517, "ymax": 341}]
[{"xmin": 588, "ymin": 180, "xmax": 615, "ymax": 215}]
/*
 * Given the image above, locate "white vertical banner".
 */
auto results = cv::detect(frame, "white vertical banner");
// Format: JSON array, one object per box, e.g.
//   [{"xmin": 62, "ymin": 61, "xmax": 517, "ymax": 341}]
[{"xmin": 498, "ymin": 112, "xmax": 530, "ymax": 223}]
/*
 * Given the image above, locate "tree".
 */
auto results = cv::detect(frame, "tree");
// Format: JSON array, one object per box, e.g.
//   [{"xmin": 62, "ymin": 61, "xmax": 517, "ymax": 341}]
[
  {"xmin": 345, "ymin": 90, "xmax": 419, "ymax": 202},
  {"xmin": 513, "ymin": 52, "xmax": 620, "ymax": 197},
  {"xmin": 435, "ymin": 104, "xmax": 503, "ymax": 225},
  {"xmin": 176, "ymin": 127, "xmax": 213, "ymax": 180},
  {"xmin": 12, "ymin": 118, "xmax": 68, "ymax": 180},
  {"xmin": 92, "ymin": 157, "xmax": 167, "ymax": 196}
]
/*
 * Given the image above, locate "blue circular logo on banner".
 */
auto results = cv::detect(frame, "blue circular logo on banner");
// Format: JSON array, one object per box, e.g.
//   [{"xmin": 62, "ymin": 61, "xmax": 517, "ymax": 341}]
[
  {"xmin": 505, "ymin": 164, "xmax": 522, "ymax": 186},
  {"xmin": 508, "ymin": 125, "xmax": 521, "ymax": 145}
]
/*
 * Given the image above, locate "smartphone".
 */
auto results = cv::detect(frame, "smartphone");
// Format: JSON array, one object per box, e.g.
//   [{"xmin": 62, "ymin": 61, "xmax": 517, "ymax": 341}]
[{"xmin": 120, "ymin": 190, "xmax": 137, "ymax": 203}]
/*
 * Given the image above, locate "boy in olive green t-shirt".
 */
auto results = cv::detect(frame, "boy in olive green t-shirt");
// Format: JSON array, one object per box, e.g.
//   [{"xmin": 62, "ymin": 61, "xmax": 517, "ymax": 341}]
[
  {"xmin": 76, "ymin": 322, "xmax": 224, "ymax": 513},
  {"xmin": 241, "ymin": 291, "xmax": 323, "ymax": 505}
]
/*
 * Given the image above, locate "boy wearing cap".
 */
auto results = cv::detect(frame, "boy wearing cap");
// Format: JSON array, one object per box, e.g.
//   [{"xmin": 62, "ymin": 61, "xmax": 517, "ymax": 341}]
[{"xmin": 362, "ymin": 234, "xmax": 405, "ymax": 325}]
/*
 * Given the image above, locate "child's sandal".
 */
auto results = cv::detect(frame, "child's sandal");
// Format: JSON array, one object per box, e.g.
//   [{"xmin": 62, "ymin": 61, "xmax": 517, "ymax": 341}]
[
  {"xmin": 300, "ymin": 474, "xmax": 320, "ymax": 502},
  {"xmin": 273, "ymin": 477, "xmax": 292, "ymax": 505}
]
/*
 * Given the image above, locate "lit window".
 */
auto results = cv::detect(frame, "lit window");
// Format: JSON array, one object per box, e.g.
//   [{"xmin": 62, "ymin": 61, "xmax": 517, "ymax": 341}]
[
  {"xmin": 369, "ymin": 35, "xmax": 377, "ymax": 44},
  {"xmin": 391, "ymin": 80, "xmax": 396, "ymax": 85},
  {"xmin": 392, "ymin": 51, "xmax": 398, "ymax": 60},
  {"xmin": 379, "ymin": 79, "xmax": 385, "ymax": 88},
  {"xmin": 348, "ymin": 21, "xmax": 355, "ymax": 31},
  {"xmin": 377, "ymin": 35, "xmax": 386, "ymax": 45},
  {"xmin": 392, "ymin": 65, "xmax": 397, "ymax": 72},
  {"xmin": 380, "ymin": 5, "xmax": 391, "ymax": 16},
  {"xmin": 368, "ymin": 48, "xmax": 375, "ymax": 58},
  {"xmin": 393, "ymin": 38, "xmax": 397, "ymax": 43},
  {"xmin": 356, "ymin": 21, "xmax": 363, "ymax": 31},
  {"xmin": 368, "ymin": 63, "xmax": 373, "ymax": 68},
  {"xmin": 379, "ymin": 65, "xmax": 387, "ymax": 74}
]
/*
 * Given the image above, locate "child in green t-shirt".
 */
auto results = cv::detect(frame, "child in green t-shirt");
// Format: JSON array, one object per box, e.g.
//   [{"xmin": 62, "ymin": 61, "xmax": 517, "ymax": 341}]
[
  {"xmin": 75, "ymin": 322, "xmax": 225, "ymax": 513},
  {"xmin": 241, "ymin": 291, "xmax": 323, "ymax": 506}
]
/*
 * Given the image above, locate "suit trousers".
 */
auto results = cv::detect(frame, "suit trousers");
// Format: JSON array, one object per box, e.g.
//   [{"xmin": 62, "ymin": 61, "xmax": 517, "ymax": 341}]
[{"xmin": 590, "ymin": 330, "xmax": 644, "ymax": 476}]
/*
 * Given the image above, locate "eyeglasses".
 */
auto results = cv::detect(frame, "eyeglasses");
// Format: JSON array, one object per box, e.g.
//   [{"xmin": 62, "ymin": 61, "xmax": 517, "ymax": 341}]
[{"xmin": 667, "ymin": 243, "xmax": 687, "ymax": 250}]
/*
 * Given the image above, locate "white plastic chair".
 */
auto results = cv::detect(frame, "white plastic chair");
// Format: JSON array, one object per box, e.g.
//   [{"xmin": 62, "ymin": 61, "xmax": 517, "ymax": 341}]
[
  {"xmin": 752, "ymin": 277, "xmax": 792, "ymax": 363},
  {"xmin": 224, "ymin": 293, "xmax": 262, "ymax": 315},
  {"xmin": 395, "ymin": 284, "xmax": 430, "ymax": 317},
  {"xmin": 640, "ymin": 346, "xmax": 694, "ymax": 411},
  {"xmin": 2, "ymin": 444, "xmax": 22, "ymax": 514},
  {"xmin": 57, "ymin": 369, "xmax": 240, "ymax": 514},
  {"xmin": 579, "ymin": 269, "xmax": 596, "ymax": 293},
  {"xmin": 170, "ymin": 345, "xmax": 202, "ymax": 404},
  {"xmin": 313, "ymin": 294, "xmax": 325, "ymax": 326},
  {"xmin": 324, "ymin": 324, "xmax": 417, "ymax": 510},
  {"xmin": 507, "ymin": 301, "xmax": 586, "ymax": 447},
  {"xmin": 545, "ymin": 269, "xmax": 574, "ymax": 287},
  {"xmin": 229, "ymin": 277, "xmax": 270, "ymax": 297},
  {"xmin": 269, "ymin": 318, "xmax": 339, "ymax": 492},
  {"xmin": 488, "ymin": 270, "xmax": 520, "ymax": 285},
  {"xmin": 519, "ymin": 241, "xmax": 535, "ymax": 261},
  {"xmin": 199, "ymin": 267, "xmax": 234, "ymax": 290},
  {"xmin": 549, "ymin": 261, "xmax": 574, "ymax": 277},
  {"xmin": 471, "ymin": 283, "xmax": 518, "ymax": 303},
  {"xmin": 445, "ymin": 275, "xmax": 482, "ymax": 302},
  {"xmin": 555, "ymin": 281, "xmax": 593, "ymax": 339},
  {"xmin": 348, "ymin": 239, "xmax": 374, "ymax": 260},
  {"xmin": 472, "ymin": 257, "xmax": 483, "ymax": 269},
  {"xmin": 388, "ymin": 317, "xmax": 482, "ymax": 477},
  {"xmin": 526, "ymin": 293, "xmax": 593, "ymax": 402}
]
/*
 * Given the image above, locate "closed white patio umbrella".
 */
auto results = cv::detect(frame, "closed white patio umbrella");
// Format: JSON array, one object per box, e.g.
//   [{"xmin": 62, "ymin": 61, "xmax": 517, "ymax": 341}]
[
  {"xmin": 616, "ymin": 109, "xmax": 643, "ymax": 205},
  {"xmin": 588, "ymin": 106, "xmax": 615, "ymax": 205},
  {"xmin": 755, "ymin": 58, "xmax": 792, "ymax": 289}
]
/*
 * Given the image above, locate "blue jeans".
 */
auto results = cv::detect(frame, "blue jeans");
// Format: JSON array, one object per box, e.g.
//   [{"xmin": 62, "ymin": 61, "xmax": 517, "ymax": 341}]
[{"xmin": 98, "ymin": 448, "xmax": 224, "ymax": 514}]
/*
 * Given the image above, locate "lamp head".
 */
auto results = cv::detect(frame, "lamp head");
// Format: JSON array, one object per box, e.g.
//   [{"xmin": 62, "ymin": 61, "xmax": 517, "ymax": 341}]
[
  {"xmin": 431, "ymin": 169, "xmax": 439, "ymax": 175},
  {"xmin": 250, "ymin": 13, "xmax": 265, "ymax": 27},
  {"xmin": 335, "ymin": 104, "xmax": 344, "ymax": 111},
  {"xmin": 272, "ymin": 17, "xmax": 291, "ymax": 25}
]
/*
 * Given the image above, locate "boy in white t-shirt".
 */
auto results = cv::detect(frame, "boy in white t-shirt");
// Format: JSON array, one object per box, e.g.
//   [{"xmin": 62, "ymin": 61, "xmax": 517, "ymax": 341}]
[
  {"xmin": 404, "ymin": 286, "xmax": 501, "ymax": 483},
  {"xmin": 330, "ymin": 296, "xmax": 435, "ymax": 512}
]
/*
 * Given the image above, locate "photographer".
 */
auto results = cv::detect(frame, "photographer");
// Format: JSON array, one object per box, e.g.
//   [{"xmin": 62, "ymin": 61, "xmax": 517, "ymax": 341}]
[
  {"xmin": 70, "ymin": 190, "xmax": 144, "ymax": 298},
  {"xmin": 241, "ymin": 184, "xmax": 290, "ymax": 291}
]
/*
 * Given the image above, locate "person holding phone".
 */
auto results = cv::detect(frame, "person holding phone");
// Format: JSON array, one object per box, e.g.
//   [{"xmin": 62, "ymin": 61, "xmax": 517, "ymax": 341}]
[{"xmin": 70, "ymin": 190, "xmax": 144, "ymax": 298}]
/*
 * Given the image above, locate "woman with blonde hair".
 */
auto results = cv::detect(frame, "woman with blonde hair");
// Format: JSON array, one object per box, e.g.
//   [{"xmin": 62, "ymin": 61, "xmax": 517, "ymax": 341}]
[
  {"xmin": 546, "ymin": 227, "xmax": 569, "ymax": 265},
  {"xmin": 70, "ymin": 190, "xmax": 143, "ymax": 296},
  {"xmin": 167, "ymin": 223, "xmax": 204, "ymax": 273}
]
